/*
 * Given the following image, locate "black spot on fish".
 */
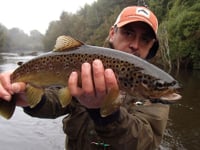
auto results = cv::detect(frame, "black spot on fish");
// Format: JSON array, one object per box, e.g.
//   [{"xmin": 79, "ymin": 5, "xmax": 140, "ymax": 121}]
[
  {"xmin": 142, "ymin": 79, "xmax": 148, "ymax": 85},
  {"xmin": 121, "ymin": 67, "xmax": 125, "ymax": 72}
]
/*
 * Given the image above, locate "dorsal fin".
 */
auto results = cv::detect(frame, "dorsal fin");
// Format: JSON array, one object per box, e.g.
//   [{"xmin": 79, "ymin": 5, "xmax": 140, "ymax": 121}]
[{"xmin": 53, "ymin": 35, "xmax": 84, "ymax": 52}]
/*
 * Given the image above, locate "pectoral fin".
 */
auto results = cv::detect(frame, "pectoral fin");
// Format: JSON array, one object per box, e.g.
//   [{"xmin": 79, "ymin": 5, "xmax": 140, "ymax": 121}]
[
  {"xmin": 100, "ymin": 88, "xmax": 121, "ymax": 117},
  {"xmin": 58, "ymin": 87, "xmax": 72, "ymax": 107},
  {"xmin": 0, "ymin": 98, "xmax": 16, "ymax": 119},
  {"xmin": 26, "ymin": 85, "xmax": 44, "ymax": 108}
]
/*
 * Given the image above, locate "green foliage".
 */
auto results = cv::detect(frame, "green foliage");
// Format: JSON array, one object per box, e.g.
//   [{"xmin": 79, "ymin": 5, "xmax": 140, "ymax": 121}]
[
  {"xmin": 43, "ymin": 0, "xmax": 138, "ymax": 49},
  {"xmin": 167, "ymin": 0, "xmax": 200, "ymax": 69},
  {"xmin": 148, "ymin": 0, "xmax": 171, "ymax": 22}
]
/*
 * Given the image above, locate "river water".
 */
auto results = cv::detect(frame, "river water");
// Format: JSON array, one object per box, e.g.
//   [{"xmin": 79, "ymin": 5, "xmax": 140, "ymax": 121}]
[{"xmin": 0, "ymin": 52, "xmax": 199, "ymax": 150}]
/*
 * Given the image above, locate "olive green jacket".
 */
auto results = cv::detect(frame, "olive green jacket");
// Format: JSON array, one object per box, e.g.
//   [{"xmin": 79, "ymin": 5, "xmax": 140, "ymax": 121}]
[{"xmin": 23, "ymin": 87, "xmax": 169, "ymax": 150}]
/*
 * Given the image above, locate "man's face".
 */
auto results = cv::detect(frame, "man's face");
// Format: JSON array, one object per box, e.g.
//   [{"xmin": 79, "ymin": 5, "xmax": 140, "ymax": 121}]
[{"xmin": 109, "ymin": 22, "xmax": 156, "ymax": 59}]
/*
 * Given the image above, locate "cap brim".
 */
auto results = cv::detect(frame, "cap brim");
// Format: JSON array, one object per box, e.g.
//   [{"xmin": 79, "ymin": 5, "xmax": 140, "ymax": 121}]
[{"xmin": 116, "ymin": 16, "xmax": 153, "ymax": 28}]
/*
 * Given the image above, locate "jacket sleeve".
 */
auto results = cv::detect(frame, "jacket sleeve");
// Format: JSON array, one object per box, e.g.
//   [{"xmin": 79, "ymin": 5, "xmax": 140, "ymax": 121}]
[
  {"xmin": 87, "ymin": 103, "xmax": 169, "ymax": 150},
  {"xmin": 23, "ymin": 87, "xmax": 75, "ymax": 119}
]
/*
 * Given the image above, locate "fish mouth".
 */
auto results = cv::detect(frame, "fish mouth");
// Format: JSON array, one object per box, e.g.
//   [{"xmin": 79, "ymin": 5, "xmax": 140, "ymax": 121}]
[{"xmin": 160, "ymin": 93, "xmax": 182, "ymax": 101}]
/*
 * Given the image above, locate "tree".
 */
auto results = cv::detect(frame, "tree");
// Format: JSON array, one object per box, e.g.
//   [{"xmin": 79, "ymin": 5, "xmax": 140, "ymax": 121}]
[
  {"xmin": 29, "ymin": 30, "xmax": 44, "ymax": 51},
  {"xmin": 0, "ymin": 24, "xmax": 7, "ymax": 51},
  {"xmin": 167, "ymin": 0, "xmax": 200, "ymax": 70}
]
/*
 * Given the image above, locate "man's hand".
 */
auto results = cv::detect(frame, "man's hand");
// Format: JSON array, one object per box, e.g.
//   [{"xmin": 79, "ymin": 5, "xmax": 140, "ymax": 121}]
[
  {"xmin": 0, "ymin": 71, "xmax": 28, "ymax": 106},
  {"xmin": 68, "ymin": 59, "xmax": 119, "ymax": 109}
]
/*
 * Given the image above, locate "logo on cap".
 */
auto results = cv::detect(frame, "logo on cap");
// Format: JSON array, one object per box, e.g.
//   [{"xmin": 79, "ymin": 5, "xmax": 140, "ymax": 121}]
[{"xmin": 136, "ymin": 8, "xmax": 150, "ymax": 18}]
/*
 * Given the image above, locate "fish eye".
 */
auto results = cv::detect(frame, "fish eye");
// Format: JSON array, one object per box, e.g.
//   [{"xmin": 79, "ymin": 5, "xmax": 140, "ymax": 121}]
[
  {"xmin": 170, "ymin": 80, "xmax": 177, "ymax": 86},
  {"xmin": 156, "ymin": 82, "xmax": 163, "ymax": 88},
  {"xmin": 154, "ymin": 80, "xmax": 165, "ymax": 90}
]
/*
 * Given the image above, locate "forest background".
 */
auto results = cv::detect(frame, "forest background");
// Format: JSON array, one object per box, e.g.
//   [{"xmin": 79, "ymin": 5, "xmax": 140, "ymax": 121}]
[{"xmin": 0, "ymin": 0, "xmax": 199, "ymax": 72}]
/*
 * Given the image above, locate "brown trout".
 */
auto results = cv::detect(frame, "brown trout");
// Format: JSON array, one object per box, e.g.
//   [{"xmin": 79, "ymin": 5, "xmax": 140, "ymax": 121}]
[{"xmin": 0, "ymin": 35, "xmax": 181, "ymax": 119}]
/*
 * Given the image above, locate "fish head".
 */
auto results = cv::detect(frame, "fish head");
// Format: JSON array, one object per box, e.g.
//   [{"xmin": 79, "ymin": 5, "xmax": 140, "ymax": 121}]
[
  {"xmin": 144, "ymin": 79, "xmax": 181, "ymax": 100},
  {"xmin": 125, "ymin": 72, "xmax": 182, "ymax": 102}
]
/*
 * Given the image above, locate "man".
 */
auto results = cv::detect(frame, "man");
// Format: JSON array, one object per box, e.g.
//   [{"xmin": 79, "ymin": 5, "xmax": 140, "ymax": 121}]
[{"xmin": 0, "ymin": 6, "xmax": 169, "ymax": 150}]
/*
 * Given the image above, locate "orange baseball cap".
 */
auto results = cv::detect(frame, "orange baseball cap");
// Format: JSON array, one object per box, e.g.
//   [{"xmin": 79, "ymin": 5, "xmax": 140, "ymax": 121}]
[
  {"xmin": 114, "ymin": 6, "xmax": 158, "ymax": 34},
  {"xmin": 114, "ymin": 6, "xmax": 159, "ymax": 59}
]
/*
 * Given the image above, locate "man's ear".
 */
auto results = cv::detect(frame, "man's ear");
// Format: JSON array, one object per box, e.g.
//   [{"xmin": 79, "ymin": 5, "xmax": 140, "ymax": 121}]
[{"xmin": 109, "ymin": 26, "xmax": 115, "ymax": 42}]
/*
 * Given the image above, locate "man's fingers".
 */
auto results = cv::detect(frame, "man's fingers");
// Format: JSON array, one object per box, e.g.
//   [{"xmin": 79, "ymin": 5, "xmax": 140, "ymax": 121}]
[
  {"xmin": 0, "ymin": 71, "xmax": 13, "ymax": 100},
  {"xmin": 11, "ymin": 82, "xmax": 26, "ymax": 93},
  {"xmin": 68, "ymin": 71, "xmax": 83, "ymax": 97},
  {"xmin": 0, "ymin": 71, "xmax": 12, "ymax": 93},
  {"xmin": 81, "ymin": 62, "xmax": 95, "ymax": 96},
  {"xmin": 92, "ymin": 59, "xmax": 106, "ymax": 97},
  {"xmin": 104, "ymin": 68, "xmax": 119, "ymax": 91}
]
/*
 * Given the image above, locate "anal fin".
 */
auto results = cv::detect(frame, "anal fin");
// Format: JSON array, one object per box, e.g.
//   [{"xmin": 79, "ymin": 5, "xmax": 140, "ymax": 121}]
[
  {"xmin": 58, "ymin": 87, "xmax": 72, "ymax": 107},
  {"xmin": 26, "ymin": 85, "xmax": 44, "ymax": 108},
  {"xmin": 100, "ymin": 88, "xmax": 121, "ymax": 117}
]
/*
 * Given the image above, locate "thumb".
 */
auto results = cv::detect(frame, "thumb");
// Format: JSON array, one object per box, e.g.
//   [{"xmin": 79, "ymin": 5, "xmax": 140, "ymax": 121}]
[{"xmin": 11, "ymin": 82, "xmax": 26, "ymax": 93}]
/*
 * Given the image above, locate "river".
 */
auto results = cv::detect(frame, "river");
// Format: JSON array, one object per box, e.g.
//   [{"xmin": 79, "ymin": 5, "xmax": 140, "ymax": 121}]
[{"xmin": 0, "ymin": 52, "xmax": 199, "ymax": 150}]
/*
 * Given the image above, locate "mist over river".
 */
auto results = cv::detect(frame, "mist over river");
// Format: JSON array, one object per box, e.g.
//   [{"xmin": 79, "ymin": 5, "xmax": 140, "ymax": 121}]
[{"xmin": 0, "ymin": 52, "xmax": 199, "ymax": 150}]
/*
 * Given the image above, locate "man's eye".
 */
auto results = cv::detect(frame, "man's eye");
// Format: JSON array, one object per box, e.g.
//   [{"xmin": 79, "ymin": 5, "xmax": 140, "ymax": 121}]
[
  {"xmin": 141, "ymin": 37, "xmax": 151, "ymax": 43},
  {"xmin": 125, "ymin": 30, "xmax": 132, "ymax": 36},
  {"xmin": 125, "ymin": 30, "xmax": 135, "ymax": 38}
]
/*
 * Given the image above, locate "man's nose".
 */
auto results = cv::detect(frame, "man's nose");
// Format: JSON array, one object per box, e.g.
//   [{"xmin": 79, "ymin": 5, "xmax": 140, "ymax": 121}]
[{"xmin": 129, "ymin": 38, "xmax": 140, "ymax": 50}]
